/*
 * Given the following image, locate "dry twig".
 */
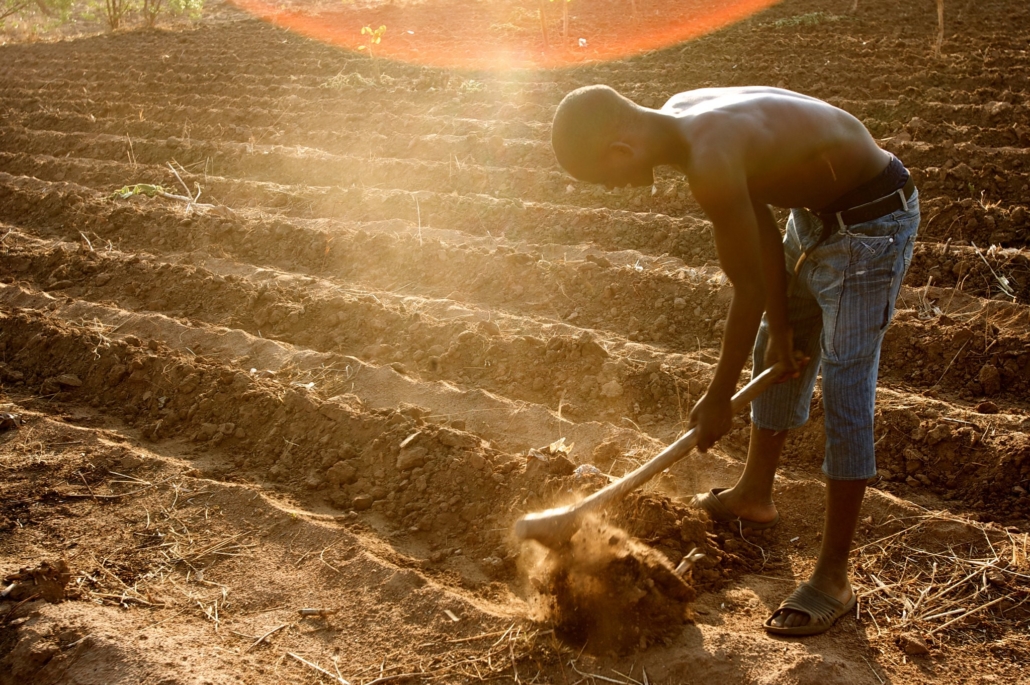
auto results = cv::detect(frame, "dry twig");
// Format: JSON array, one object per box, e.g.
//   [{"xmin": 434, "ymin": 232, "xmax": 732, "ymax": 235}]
[{"xmin": 852, "ymin": 512, "xmax": 1028, "ymax": 646}]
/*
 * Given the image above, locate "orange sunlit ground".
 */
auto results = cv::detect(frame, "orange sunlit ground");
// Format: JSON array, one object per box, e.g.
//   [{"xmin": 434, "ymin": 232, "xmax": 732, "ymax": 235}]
[{"xmin": 230, "ymin": 0, "xmax": 780, "ymax": 69}]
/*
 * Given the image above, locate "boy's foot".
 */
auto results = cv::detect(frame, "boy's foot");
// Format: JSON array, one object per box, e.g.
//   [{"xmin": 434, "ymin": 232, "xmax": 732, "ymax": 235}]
[
  {"xmin": 764, "ymin": 579, "xmax": 856, "ymax": 636},
  {"xmin": 693, "ymin": 487, "xmax": 779, "ymax": 530}
]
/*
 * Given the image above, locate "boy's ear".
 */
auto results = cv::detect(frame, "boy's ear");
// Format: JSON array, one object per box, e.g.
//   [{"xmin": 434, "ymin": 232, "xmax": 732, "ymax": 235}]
[{"xmin": 607, "ymin": 141, "xmax": 635, "ymax": 160}]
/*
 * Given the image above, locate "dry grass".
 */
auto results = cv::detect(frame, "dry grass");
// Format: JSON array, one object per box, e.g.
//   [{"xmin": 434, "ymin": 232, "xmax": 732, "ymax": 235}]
[
  {"xmin": 291, "ymin": 624, "xmax": 563, "ymax": 684},
  {"xmin": 852, "ymin": 511, "xmax": 1029, "ymax": 646}
]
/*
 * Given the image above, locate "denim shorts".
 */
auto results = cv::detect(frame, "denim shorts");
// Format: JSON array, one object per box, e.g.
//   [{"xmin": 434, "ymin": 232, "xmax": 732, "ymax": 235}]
[{"xmin": 751, "ymin": 189, "xmax": 920, "ymax": 480}]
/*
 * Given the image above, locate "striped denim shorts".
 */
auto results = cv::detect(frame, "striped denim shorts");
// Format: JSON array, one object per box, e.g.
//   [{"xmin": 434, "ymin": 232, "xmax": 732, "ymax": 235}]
[{"xmin": 751, "ymin": 189, "xmax": 920, "ymax": 480}]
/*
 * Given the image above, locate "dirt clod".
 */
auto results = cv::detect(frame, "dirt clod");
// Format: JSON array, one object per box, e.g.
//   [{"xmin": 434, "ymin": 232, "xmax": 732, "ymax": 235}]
[
  {"xmin": 1, "ymin": 560, "xmax": 72, "ymax": 603},
  {"xmin": 898, "ymin": 632, "xmax": 931, "ymax": 656},
  {"xmin": 531, "ymin": 521, "xmax": 694, "ymax": 654}
]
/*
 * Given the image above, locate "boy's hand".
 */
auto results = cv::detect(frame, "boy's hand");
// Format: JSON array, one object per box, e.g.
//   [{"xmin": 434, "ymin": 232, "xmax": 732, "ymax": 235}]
[
  {"xmin": 765, "ymin": 329, "xmax": 808, "ymax": 383},
  {"xmin": 687, "ymin": 390, "xmax": 733, "ymax": 453}
]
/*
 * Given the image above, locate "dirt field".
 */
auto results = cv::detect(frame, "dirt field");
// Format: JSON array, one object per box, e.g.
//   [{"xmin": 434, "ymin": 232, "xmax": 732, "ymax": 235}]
[{"xmin": 1, "ymin": 0, "xmax": 1028, "ymax": 682}]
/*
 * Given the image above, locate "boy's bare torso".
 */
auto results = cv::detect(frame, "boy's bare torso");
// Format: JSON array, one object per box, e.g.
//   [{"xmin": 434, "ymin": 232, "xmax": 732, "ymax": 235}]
[{"xmin": 664, "ymin": 87, "xmax": 891, "ymax": 210}]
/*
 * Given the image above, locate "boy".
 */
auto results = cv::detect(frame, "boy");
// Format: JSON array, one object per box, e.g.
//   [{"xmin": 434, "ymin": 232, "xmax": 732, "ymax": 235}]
[{"xmin": 550, "ymin": 85, "xmax": 919, "ymax": 635}]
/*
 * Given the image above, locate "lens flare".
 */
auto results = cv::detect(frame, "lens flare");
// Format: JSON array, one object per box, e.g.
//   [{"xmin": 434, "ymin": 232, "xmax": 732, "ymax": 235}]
[{"xmin": 231, "ymin": 0, "xmax": 782, "ymax": 70}]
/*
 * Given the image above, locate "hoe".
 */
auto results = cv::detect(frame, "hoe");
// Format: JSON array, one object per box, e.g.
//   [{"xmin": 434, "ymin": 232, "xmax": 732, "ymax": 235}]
[{"xmin": 514, "ymin": 363, "xmax": 786, "ymax": 549}]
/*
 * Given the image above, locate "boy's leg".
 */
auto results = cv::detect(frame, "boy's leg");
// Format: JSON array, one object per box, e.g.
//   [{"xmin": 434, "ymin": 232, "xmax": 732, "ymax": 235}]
[
  {"xmin": 713, "ymin": 425, "xmax": 787, "ymax": 525},
  {"xmin": 769, "ymin": 194, "xmax": 920, "ymax": 629},
  {"xmin": 714, "ymin": 208, "xmax": 824, "ymax": 522},
  {"xmin": 767, "ymin": 478, "xmax": 864, "ymax": 628}
]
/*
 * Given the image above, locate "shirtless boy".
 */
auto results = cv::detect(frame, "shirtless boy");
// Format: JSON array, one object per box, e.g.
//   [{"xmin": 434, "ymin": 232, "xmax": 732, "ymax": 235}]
[{"xmin": 550, "ymin": 86, "xmax": 919, "ymax": 636}]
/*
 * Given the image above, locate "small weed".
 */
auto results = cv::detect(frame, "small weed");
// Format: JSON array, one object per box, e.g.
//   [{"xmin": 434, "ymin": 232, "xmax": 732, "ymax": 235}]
[
  {"xmin": 110, "ymin": 183, "xmax": 166, "ymax": 200},
  {"xmin": 358, "ymin": 24, "xmax": 386, "ymax": 79}
]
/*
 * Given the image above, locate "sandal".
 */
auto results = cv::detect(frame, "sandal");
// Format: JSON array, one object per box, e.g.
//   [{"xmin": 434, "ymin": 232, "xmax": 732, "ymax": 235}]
[
  {"xmin": 692, "ymin": 488, "xmax": 779, "ymax": 530},
  {"xmin": 763, "ymin": 582, "xmax": 857, "ymax": 636}
]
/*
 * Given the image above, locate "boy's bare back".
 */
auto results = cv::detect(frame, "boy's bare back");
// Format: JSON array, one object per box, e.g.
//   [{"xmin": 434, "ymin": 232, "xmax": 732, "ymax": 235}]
[{"xmin": 664, "ymin": 86, "xmax": 890, "ymax": 211}]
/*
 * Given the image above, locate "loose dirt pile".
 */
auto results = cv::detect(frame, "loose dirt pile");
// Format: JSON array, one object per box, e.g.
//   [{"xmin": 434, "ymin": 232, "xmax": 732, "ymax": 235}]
[{"xmin": 528, "ymin": 520, "xmax": 695, "ymax": 654}]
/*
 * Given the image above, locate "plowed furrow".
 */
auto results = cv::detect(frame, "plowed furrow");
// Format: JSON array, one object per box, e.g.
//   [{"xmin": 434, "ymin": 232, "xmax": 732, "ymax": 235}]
[
  {"xmin": 0, "ymin": 155, "xmax": 716, "ymax": 261},
  {"xmin": 0, "ymin": 96, "xmax": 551, "ymax": 141},
  {"xmin": 3, "ymin": 110, "xmax": 554, "ymax": 170},
  {"xmin": 0, "ymin": 227, "xmax": 723, "ymax": 437},
  {"xmin": 0, "ymin": 173, "xmax": 724, "ymax": 352}
]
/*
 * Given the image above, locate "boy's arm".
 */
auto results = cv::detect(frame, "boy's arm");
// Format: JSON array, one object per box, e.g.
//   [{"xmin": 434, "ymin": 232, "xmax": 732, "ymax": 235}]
[
  {"xmin": 687, "ymin": 164, "xmax": 796, "ymax": 451},
  {"xmin": 753, "ymin": 201, "xmax": 794, "ymax": 366}
]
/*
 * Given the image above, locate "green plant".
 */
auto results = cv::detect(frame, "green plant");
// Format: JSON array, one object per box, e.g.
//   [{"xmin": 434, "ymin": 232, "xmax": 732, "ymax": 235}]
[
  {"xmin": 111, "ymin": 183, "xmax": 166, "ymax": 199},
  {"xmin": 1, "ymin": 0, "xmax": 71, "ymax": 26},
  {"xmin": 2, "ymin": 0, "xmax": 39, "ymax": 21},
  {"xmin": 140, "ymin": 0, "xmax": 161, "ymax": 26},
  {"xmin": 358, "ymin": 24, "xmax": 385, "ymax": 78}
]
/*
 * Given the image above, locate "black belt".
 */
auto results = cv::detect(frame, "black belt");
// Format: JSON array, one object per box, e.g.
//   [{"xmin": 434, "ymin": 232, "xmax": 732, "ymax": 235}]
[
  {"xmin": 793, "ymin": 176, "xmax": 916, "ymax": 278},
  {"xmin": 816, "ymin": 175, "xmax": 916, "ymax": 236}
]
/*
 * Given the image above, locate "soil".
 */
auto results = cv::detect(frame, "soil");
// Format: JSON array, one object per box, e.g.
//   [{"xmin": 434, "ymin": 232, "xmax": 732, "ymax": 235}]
[
  {"xmin": 0, "ymin": 0, "xmax": 1028, "ymax": 683},
  {"xmin": 529, "ymin": 519, "xmax": 696, "ymax": 654}
]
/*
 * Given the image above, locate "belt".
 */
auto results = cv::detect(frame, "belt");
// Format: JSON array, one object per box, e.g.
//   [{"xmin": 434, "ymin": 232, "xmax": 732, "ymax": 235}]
[
  {"xmin": 816, "ymin": 176, "xmax": 917, "ymax": 233},
  {"xmin": 792, "ymin": 176, "xmax": 916, "ymax": 279}
]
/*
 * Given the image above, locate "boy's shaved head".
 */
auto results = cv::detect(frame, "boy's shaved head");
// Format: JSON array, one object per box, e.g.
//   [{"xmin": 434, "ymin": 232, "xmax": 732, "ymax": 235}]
[{"xmin": 551, "ymin": 85, "xmax": 639, "ymax": 181}]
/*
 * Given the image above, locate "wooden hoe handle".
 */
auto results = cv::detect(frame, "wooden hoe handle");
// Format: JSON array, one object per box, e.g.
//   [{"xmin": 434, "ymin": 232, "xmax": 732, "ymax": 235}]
[{"xmin": 572, "ymin": 364, "xmax": 784, "ymax": 518}]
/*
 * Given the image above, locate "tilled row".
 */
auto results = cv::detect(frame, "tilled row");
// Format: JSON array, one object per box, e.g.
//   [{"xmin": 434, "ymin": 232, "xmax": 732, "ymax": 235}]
[
  {"xmin": 882, "ymin": 300, "xmax": 1030, "ymax": 404},
  {"xmin": 0, "ymin": 125, "xmax": 617, "ymax": 210},
  {"xmin": 7, "ymin": 104, "xmax": 1029, "ymax": 193},
  {"xmin": 4, "ymin": 80, "xmax": 1027, "ymax": 156},
  {"xmin": 775, "ymin": 385, "xmax": 1030, "ymax": 524},
  {"xmin": 0, "ymin": 173, "xmax": 714, "ymax": 335},
  {"xmin": 0, "ymin": 86, "xmax": 558, "ymax": 138},
  {"xmin": 906, "ymin": 240, "xmax": 1030, "ymax": 302},
  {"xmin": 1, "ymin": 0, "xmax": 1025, "ymax": 80},
  {"xmin": 0, "ymin": 229, "xmax": 721, "ymax": 438},
  {"xmin": 4, "ymin": 109, "xmax": 557, "ymax": 172},
  {"xmin": 3, "ymin": 148, "xmax": 1027, "ymax": 303},
  {"xmin": 5, "ymin": 124, "xmax": 1029, "ymax": 230},
  {"xmin": 3, "ymin": 68, "xmax": 1023, "ymax": 146},
  {"xmin": 6, "ymin": 98, "xmax": 1030, "ymax": 216},
  {"xmin": 3, "ymin": 20, "xmax": 1028, "ymax": 117},
  {"xmin": 4, "ymin": 167, "xmax": 1021, "ymax": 422},
  {"xmin": 0, "ymin": 155, "xmax": 717, "ymax": 264},
  {"xmin": 2, "ymin": 75, "xmax": 1026, "ymax": 150},
  {"xmin": 0, "ymin": 300, "xmax": 761, "ymax": 589},
  {"xmin": 2, "ymin": 95, "xmax": 549, "ymax": 142}
]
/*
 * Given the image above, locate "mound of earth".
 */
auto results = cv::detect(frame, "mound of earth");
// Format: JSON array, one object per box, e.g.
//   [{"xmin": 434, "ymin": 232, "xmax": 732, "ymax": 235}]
[{"xmin": 531, "ymin": 521, "xmax": 696, "ymax": 653}]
